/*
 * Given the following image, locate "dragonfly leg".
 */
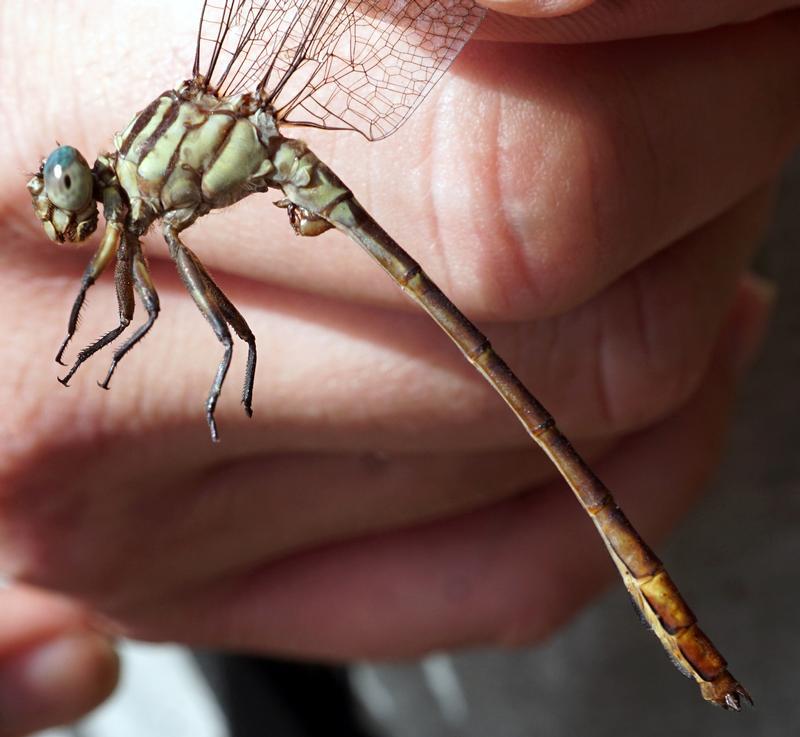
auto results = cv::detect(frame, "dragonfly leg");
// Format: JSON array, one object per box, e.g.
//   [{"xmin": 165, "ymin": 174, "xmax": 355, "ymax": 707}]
[
  {"xmin": 98, "ymin": 240, "xmax": 161, "ymax": 390},
  {"xmin": 59, "ymin": 230, "xmax": 135, "ymax": 387},
  {"xmin": 182, "ymin": 245, "xmax": 257, "ymax": 417},
  {"xmin": 163, "ymin": 224, "xmax": 255, "ymax": 441},
  {"xmin": 55, "ymin": 221, "xmax": 122, "ymax": 365}
]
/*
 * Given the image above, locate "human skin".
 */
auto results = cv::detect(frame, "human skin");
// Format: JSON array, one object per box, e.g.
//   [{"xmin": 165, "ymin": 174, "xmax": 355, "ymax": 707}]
[{"xmin": 0, "ymin": 0, "xmax": 798, "ymax": 733}]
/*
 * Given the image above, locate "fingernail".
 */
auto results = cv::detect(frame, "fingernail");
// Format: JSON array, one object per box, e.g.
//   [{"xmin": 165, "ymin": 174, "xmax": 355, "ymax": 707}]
[
  {"xmin": 483, "ymin": 0, "xmax": 594, "ymax": 17},
  {"xmin": 728, "ymin": 273, "xmax": 776, "ymax": 380},
  {"xmin": 0, "ymin": 632, "xmax": 119, "ymax": 735}
]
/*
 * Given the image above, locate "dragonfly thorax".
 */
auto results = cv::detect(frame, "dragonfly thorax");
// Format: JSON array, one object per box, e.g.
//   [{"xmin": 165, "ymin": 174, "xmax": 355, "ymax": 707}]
[{"xmin": 110, "ymin": 86, "xmax": 282, "ymax": 231}]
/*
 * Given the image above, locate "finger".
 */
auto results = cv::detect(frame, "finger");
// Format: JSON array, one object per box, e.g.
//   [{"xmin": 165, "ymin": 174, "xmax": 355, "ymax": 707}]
[
  {"xmin": 0, "ymin": 433, "xmax": 610, "ymax": 605},
  {"xmin": 0, "ymin": 633, "xmax": 119, "ymax": 737},
  {"xmin": 0, "ymin": 586, "xmax": 88, "ymax": 654},
  {"xmin": 0, "ymin": 185, "xmax": 772, "ymax": 464},
  {"xmin": 0, "ymin": 181, "xmax": 767, "ymax": 604},
  {"xmin": 4, "ymin": 5, "xmax": 799, "ymax": 319},
  {"xmin": 0, "ymin": 586, "xmax": 118, "ymax": 737},
  {"xmin": 113, "ymin": 273, "xmax": 773, "ymax": 654},
  {"xmin": 478, "ymin": 1, "xmax": 800, "ymax": 42},
  {"xmin": 0, "ymin": 191, "xmax": 770, "ymax": 607},
  {"xmin": 156, "ymin": 12, "xmax": 800, "ymax": 316}
]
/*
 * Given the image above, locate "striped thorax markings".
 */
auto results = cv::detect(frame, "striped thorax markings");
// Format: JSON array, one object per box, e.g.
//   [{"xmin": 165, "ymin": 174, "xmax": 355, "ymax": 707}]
[
  {"xmin": 115, "ymin": 93, "xmax": 199, "ymax": 207},
  {"xmin": 116, "ymin": 96, "xmax": 165, "ymax": 157},
  {"xmin": 114, "ymin": 91, "xmax": 274, "ymax": 212}
]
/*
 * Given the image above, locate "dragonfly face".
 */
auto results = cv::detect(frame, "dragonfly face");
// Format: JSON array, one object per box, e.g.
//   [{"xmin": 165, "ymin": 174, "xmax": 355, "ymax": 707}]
[{"xmin": 27, "ymin": 145, "xmax": 98, "ymax": 244}]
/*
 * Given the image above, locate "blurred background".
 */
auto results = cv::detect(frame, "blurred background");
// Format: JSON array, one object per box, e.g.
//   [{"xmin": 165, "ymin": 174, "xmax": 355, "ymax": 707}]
[{"xmin": 35, "ymin": 153, "xmax": 799, "ymax": 737}]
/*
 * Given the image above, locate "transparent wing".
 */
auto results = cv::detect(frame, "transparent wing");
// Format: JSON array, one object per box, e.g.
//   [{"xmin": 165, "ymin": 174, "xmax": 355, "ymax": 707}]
[{"xmin": 193, "ymin": 0, "xmax": 485, "ymax": 140}]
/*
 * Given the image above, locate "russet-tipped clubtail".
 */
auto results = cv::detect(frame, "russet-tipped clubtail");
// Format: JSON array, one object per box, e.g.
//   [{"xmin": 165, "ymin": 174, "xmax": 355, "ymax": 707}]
[{"xmin": 26, "ymin": 0, "xmax": 750, "ymax": 710}]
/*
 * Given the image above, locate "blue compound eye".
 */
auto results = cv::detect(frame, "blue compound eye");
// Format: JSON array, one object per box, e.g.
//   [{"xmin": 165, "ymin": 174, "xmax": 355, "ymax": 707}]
[{"xmin": 43, "ymin": 146, "xmax": 93, "ymax": 212}]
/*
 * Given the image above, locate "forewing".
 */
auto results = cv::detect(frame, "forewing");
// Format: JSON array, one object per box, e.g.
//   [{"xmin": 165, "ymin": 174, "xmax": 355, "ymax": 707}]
[{"xmin": 194, "ymin": 0, "xmax": 485, "ymax": 140}]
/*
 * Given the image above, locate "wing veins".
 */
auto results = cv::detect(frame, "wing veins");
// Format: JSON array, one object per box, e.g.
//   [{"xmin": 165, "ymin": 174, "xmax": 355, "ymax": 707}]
[{"xmin": 194, "ymin": 0, "xmax": 485, "ymax": 140}]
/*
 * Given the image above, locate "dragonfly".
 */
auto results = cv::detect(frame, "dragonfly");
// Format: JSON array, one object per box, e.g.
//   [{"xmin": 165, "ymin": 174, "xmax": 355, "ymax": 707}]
[{"xmin": 26, "ymin": 0, "xmax": 750, "ymax": 710}]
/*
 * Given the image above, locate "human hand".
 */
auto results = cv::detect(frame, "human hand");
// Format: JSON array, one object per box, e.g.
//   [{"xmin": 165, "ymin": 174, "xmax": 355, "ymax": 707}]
[
  {"xmin": 0, "ymin": 586, "xmax": 117, "ymax": 737},
  {"xmin": 0, "ymin": 0, "xmax": 797, "ymax": 733}
]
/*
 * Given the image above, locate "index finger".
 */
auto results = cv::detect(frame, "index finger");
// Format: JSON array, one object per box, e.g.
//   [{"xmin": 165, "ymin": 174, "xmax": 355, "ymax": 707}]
[{"xmin": 478, "ymin": 0, "xmax": 800, "ymax": 42}]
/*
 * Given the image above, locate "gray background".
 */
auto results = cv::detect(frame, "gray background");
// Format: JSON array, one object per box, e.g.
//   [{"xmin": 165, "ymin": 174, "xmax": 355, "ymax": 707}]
[{"xmin": 355, "ymin": 154, "xmax": 800, "ymax": 737}]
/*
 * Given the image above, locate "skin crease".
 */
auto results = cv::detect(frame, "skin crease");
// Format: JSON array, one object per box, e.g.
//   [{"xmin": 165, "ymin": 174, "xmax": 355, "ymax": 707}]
[{"xmin": 0, "ymin": 0, "xmax": 797, "ymax": 732}]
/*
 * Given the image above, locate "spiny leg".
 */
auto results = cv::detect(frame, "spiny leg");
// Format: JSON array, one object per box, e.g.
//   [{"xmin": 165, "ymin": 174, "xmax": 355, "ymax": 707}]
[
  {"xmin": 55, "ymin": 221, "xmax": 122, "ymax": 365},
  {"xmin": 180, "ymin": 246, "xmax": 256, "ymax": 417},
  {"xmin": 59, "ymin": 231, "xmax": 135, "ymax": 386},
  {"xmin": 99, "ymin": 239, "xmax": 161, "ymax": 390},
  {"xmin": 175, "ymin": 247, "xmax": 232, "ymax": 441},
  {"xmin": 164, "ymin": 224, "xmax": 242, "ymax": 442}
]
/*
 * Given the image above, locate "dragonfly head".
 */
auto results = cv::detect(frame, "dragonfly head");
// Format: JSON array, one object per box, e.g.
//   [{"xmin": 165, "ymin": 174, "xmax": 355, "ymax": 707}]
[{"xmin": 27, "ymin": 145, "xmax": 98, "ymax": 244}]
